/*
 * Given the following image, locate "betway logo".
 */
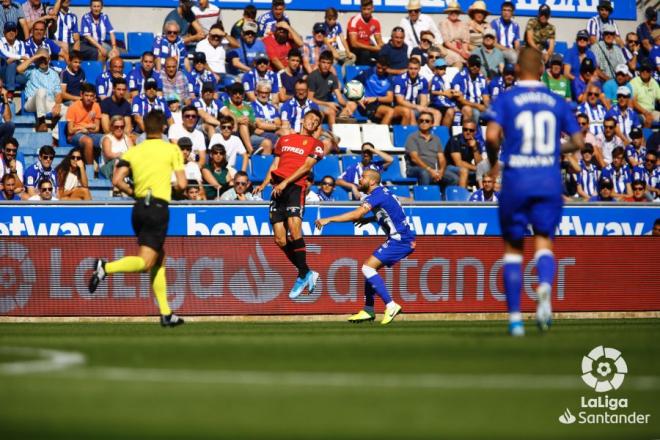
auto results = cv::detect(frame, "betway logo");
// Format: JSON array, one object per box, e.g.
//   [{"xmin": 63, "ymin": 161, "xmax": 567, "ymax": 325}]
[
  {"xmin": 0, "ymin": 216, "xmax": 104, "ymax": 236},
  {"xmin": 556, "ymin": 216, "xmax": 645, "ymax": 236},
  {"xmin": 187, "ymin": 213, "xmax": 322, "ymax": 236}
]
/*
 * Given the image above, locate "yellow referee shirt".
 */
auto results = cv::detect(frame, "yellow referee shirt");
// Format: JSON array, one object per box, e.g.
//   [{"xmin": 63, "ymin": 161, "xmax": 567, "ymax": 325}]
[{"xmin": 121, "ymin": 139, "xmax": 184, "ymax": 202}]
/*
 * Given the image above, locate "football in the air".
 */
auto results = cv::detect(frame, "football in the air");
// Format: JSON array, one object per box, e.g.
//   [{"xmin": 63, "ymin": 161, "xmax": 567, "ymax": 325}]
[{"xmin": 343, "ymin": 80, "xmax": 365, "ymax": 101}]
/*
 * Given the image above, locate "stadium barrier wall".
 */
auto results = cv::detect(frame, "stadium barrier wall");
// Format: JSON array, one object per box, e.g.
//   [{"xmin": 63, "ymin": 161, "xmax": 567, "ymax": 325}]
[
  {"xmin": 68, "ymin": 0, "xmax": 638, "ymax": 20},
  {"xmin": 1, "ymin": 204, "xmax": 659, "ymax": 316},
  {"xmin": 1, "ymin": 236, "xmax": 658, "ymax": 316}
]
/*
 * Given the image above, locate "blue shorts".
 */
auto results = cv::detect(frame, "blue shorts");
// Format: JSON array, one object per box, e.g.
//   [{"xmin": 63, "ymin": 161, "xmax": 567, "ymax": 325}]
[
  {"xmin": 498, "ymin": 190, "xmax": 562, "ymax": 243},
  {"xmin": 373, "ymin": 238, "xmax": 415, "ymax": 267}
]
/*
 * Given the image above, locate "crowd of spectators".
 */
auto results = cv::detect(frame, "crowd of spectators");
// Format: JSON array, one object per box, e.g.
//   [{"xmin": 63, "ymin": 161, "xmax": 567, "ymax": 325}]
[{"xmin": 0, "ymin": 0, "xmax": 658, "ymax": 203}]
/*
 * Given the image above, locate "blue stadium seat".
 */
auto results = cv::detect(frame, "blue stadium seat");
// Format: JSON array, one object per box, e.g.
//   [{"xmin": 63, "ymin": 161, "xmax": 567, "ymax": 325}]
[
  {"xmin": 122, "ymin": 61, "xmax": 133, "ymax": 76},
  {"xmin": 431, "ymin": 126, "xmax": 451, "ymax": 146},
  {"xmin": 381, "ymin": 157, "xmax": 417, "ymax": 184},
  {"xmin": 58, "ymin": 121, "xmax": 73, "ymax": 147},
  {"xmin": 388, "ymin": 185, "xmax": 411, "ymax": 199},
  {"xmin": 554, "ymin": 41, "xmax": 568, "ymax": 57},
  {"xmin": 444, "ymin": 185, "xmax": 471, "ymax": 201},
  {"xmin": 248, "ymin": 154, "xmax": 274, "ymax": 183},
  {"xmin": 393, "ymin": 125, "xmax": 416, "ymax": 148},
  {"xmin": 259, "ymin": 185, "xmax": 272, "ymax": 200},
  {"xmin": 81, "ymin": 61, "xmax": 103, "ymax": 83},
  {"xmin": 234, "ymin": 155, "xmax": 244, "ymax": 173},
  {"xmin": 340, "ymin": 154, "xmax": 360, "ymax": 172},
  {"xmin": 643, "ymin": 128, "xmax": 654, "ymax": 143},
  {"xmin": 123, "ymin": 32, "xmax": 155, "ymax": 59},
  {"xmin": 413, "ymin": 185, "xmax": 441, "ymax": 201},
  {"xmin": 344, "ymin": 65, "xmax": 370, "ymax": 83},
  {"xmin": 108, "ymin": 32, "xmax": 125, "ymax": 48},
  {"xmin": 313, "ymin": 156, "xmax": 340, "ymax": 182},
  {"xmin": 331, "ymin": 186, "xmax": 350, "ymax": 201},
  {"xmin": 334, "ymin": 63, "xmax": 344, "ymax": 86}
]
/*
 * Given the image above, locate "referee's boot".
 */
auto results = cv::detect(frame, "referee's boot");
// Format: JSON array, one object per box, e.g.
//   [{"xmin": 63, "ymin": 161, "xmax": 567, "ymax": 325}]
[
  {"xmin": 160, "ymin": 313, "xmax": 185, "ymax": 327},
  {"xmin": 88, "ymin": 259, "xmax": 107, "ymax": 293}
]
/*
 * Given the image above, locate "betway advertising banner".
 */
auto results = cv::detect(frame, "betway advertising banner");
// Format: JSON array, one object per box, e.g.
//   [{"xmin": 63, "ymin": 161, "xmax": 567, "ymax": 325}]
[
  {"xmin": 71, "ymin": 0, "xmax": 637, "ymax": 20},
  {"xmin": 0, "ymin": 237, "xmax": 657, "ymax": 316},
  {"xmin": 0, "ymin": 204, "xmax": 657, "ymax": 236}
]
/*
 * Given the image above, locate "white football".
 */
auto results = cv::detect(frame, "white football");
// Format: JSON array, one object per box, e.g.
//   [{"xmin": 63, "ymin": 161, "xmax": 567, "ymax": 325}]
[{"xmin": 343, "ymin": 80, "xmax": 365, "ymax": 101}]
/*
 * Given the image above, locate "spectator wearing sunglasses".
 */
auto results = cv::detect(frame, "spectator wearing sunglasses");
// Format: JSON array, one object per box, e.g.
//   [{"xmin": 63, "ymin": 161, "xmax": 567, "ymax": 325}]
[
  {"xmin": 563, "ymin": 29, "xmax": 598, "ymax": 82},
  {"xmin": 624, "ymin": 127, "xmax": 646, "ymax": 168},
  {"xmin": 595, "ymin": 116, "xmax": 623, "ymax": 165},
  {"xmin": 601, "ymin": 146, "xmax": 632, "ymax": 198},
  {"xmin": 577, "ymin": 83, "xmax": 607, "ymax": 136},
  {"xmin": 633, "ymin": 150, "xmax": 659, "ymax": 200},
  {"xmin": 230, "ymin": 5, "xmax": 256, "ymax": 40},
  {"xmin": 576, "ymin": 143, "xmax": 601, "ymax": 200},
  {"xmin": 27, "ymin": 178, "xmax": 58, "ymax": 201},
  {"xmin": 591, "ymin": 24, "xmax": 626, "ymax": 81},
  {"xmin": 55, "ymin": 146, "xmax": 91, "ymax": 200},
  {"xmin": 202, "ymin": 143, "xmax": 234, "ymax": 200},
  {"xmin": 168, "ymin": 105, "xmax": 206, "ymax": 167},
  {"xmin": 263, "ymin": 21, "xmax": 303, "ymax": 72},
  {"xmin": 100, "ymin": 114, "xmax": 133, "ymax": 179},
  {"xmin": 410, "ymin": 30, "xmax": 436, "ymax": 66},
  {"xmin": 571, "ymin": 57, "xmax": 599, "ymax": 104},
  {"xmin": 313, "ymin": 175, "xmax": 338, "ymax": 201},
  {"xmin": 195, "ymin": 22, "xmax": 239, "ymax": 81},
  {"xmin": 208, "ymin": 115, "xmax": 248, "ymax": 172},
  {"xmin": 227, "ymin": 21, "xmax": 266, "ymax": 76},
  {"xmin": 404, "ymin": 111, "xmax": 448, "ymax": 186},
  {"xmin": 0, "ymin": 137, "xmax": 24, "ymax": 193},
  {"xmin": 588, "ymin": 177, "xmax": 616, "ymax": 202},
  {"xmin": 187, "ymin": 52, "xmax": 217, "ymax": 98},
  {"xmin": 601, "ymin": 63, "xmax": 632, "ymax": 107},
  {"xmin": 242, "ymin": 52, "xmax": 279, "ymax": 103},
  {"xmin": 162, "ymin": 0, "xmax": 205, "ymax": 47},
  {"xmin": 622, "ymin": 32, "xmax": 640, "ymax": 72},
  {"xmin": 220, "ymin": 170, "xmax": 260, "ymax": 201},
  {"xmin": 24, "ymin": 145, "xmax": 57, "ymax": 197},
  {"xmin": 444, "ymin": 118, "xmax": 482, "ymax": 188},
  {"xmin": 623, "ymin": 180, "xmax": 649, "ymax": 202},
  {"xmin": 400, "ymin": 0, "xmax": 442, "ymax": 55},
  {"xmin": 604, "ymin": 86, "xmax": 641, "ymax": 145}
]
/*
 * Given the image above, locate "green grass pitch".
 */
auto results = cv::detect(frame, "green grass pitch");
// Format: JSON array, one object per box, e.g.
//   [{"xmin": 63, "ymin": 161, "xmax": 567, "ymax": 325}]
[{"xmin": 0, "ymin": 319, "xmax": 658, "ymax": 440}]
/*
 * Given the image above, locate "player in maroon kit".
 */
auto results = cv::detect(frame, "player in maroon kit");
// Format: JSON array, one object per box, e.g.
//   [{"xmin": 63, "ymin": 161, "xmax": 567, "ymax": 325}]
[{"xmin": 255, "ymin": 109, "xmax": 325, "ymax": 299}]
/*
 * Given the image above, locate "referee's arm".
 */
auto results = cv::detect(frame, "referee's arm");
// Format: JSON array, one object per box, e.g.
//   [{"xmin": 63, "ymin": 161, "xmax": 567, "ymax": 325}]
[
  {"xmin": 173, "ymin": 170, "xmax": 187, "ymax": 192},
  {"xmin": 113, "ymin": 161, "xmax": 134, "ymax": 197}
]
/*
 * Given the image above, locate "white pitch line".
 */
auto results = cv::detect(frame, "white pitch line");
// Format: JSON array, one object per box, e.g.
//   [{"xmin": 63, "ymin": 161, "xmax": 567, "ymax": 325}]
[
  {"xmin": 0, "ymin": 346, "xmax": 86, "ymax": 375},
  {"xmin": 47, "ymin": 367, "xmax": 660, "ymax": 391}
]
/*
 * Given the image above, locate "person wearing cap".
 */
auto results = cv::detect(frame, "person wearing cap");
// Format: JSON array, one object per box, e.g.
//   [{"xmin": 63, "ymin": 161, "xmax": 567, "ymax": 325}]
[
  {"xmin": 191, "ymin": 82, "xmax": 221, "ymax": 139},
  {"xmin": 153, "ymin": 20, "xmax": 189, "ymax": 72},
  {"xmin": 162, "ymin": 0, "xmax": 205, "ymax": 47},
  {"xmin": 220, "ymin": 82, "xmax": 262, "ymax": 155},
  {"xmin": 451, "ymin": 54, "xmax": 489, "ymax": 124},
  {"xmin": 576, "ymin": 143, "xmax": 601, "ymax": 200},
  {"xmin": 130, "ymin": 77, "xmax": 173, "ymax": 133},
  {"xmin": 439, "ymin": 1, "xmax": 470, "ymax": 68},
  {"xmin": 0, "ymin": 21, "xmax": 28, "ymax": 97},
  {"xmin": 637, "ymin": 7, "xmax": 658, "ymax": 59},
  {"xmin": 187, "ymin": 51, "xmax": 217, "ymax": 98},
  {"xmin": 563, "ymin": 29, "xmax": 598, "ymax": 81},
  {"xmin": 633, "ymin": 150, "xmax": 660, "ymax": 200},
  {"xmin": 127, "ymin": 52, "xmax": 161, "ymax": 99},
  {"xmin": 586, "ymin": 0, "xmax": 622, "ymax": 46},
  {"xmin": 194, "ymin": 22, "xmax": 238, "ymax": 81},
  {"xmin": 542, "ymin": 53, "xmax": 571, "ymax": 101},
  {"xmin": 377, "ymin": 27, "xmax": 409, "ymax": 75},
  {"xmin": 17, "ymin": 48, "xmax": 65, "ymax": 133},
  {"xmin": 578, "ymin": 82, "xmax": 607, "ymax": 134},
  {"xmin": 487, "ymin": 62, "xmax": 516, "ymax": 98},
  {"xmin": 100, "ymin": 77, "xmax": 132, "ymax": 135},
  {"xmin": 159, "ymin": 56, "xmax": 193, "ymax": 106},
  {"xmin": 490, "ymin": 1, "xmax": 521, "ymax": 65},
  {"xmin": 347, "ymin": 0, "xmax": 383, "ymax": 66},
  {"xmin": 466, "ymin": 0, "xmax": 489, "ymax": 51},
  {"xmin": 208, "ymin": 114, "xmax": 248, "ymax": 172},
  {"xmin": 470, "ymin": 27, "xmax": 504, "ymax": 80},
  {"xmin": 604, "ymin": 86, "xmax": 641, "ymax": 144},
  {"xmin": 394, "ymin": 57, "xmax": 440, "ymax": 125},
  {"xmin": 601, "ymin": 145, "xmax": 633, "ymax": 197},
  {"xmin": 430, "ymin": 57, "xmax": 459, "ymax": 127},
  {"xmin": 629, "ymin": 59, "xmax": 660, "ymax": 128},
  {"xmin": 524, "ymin": 4, "xmax": 555, "ymax": 64},
  {"xmin": 399, "ymin": 0, "xmax": 442, "ymax": 54},
  {"xmin": 79, "ymin": 0, "xmax": 118, "ymax": 62},
  {"xmin": 242, "ymin": 51, "xmax": 279, "ymax": 103},
  {"xmin": 173, "ymin": 137, "xmax": 203, "ymax": 196},
  {"xmin": 100, "ymin": 114, "xmax": 134, "ymax": 179},
  {"xmin": 591, "ymin": 23, "xmax": 626, "ymax": 81},
  {"xmin": 322, "ymin": 7, "xmax": 355, "ymax": 66},
  {"xmin": 263, "ymin": 20, "xmax": 303, "ymax": 72},
  {"xmin": 227, "ymin": 20, "xmax": 266, "ymax": 76},
  {"xmin": 230, "ymin": 5, "xmax": 256, "ymax": 40},
  {"xmin": 95, "ymin": 56, "xmax": 125, "ymax": 99},
  {"xmin": 571, "ymin": 57, "xmax": 598, "ymax": 104},
  {"xmin": 588, "ymin": 177, "xmax": 616, "ymax": 202},
  {"xmin": 0, "ymin": 0, "xmax": 29, "ymax": 44},
  {"xmin": 168, "ymin": 104, "xmax": 206, "ymax": 167},
  {"xmin": 256, "ymin": 0, "xmax": 289, "ymax": 38},
  {"xmin": 624, "ymin": 127, "xmax": 647, "ymax": 168},
  {"xmin": 302, "ymin": 22, "xmax": 339, "ymax": 74}
]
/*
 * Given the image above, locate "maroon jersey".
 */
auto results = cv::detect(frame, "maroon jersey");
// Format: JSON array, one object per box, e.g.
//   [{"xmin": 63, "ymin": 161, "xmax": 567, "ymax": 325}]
[{"xmin": 271, "ymin": 133, "xmax": 325, "ymax": 187}]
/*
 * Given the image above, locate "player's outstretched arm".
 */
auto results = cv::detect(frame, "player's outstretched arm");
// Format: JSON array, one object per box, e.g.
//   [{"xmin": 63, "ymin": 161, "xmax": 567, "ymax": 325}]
[{"xmin": 316, "ymin": 205, "xmax": 370, "ymax": 229}]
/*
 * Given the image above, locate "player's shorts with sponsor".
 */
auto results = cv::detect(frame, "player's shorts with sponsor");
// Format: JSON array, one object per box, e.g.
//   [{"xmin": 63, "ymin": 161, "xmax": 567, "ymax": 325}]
[
  {"xmin": 131, "ymin": 197, "xmax": 169, "ymax": 251},
  {"xmin": 269, "ymin": 179, "xmax": 305, "ymax": 224},
  {"xmin": 498, "ymin": 190, "xmax": 562, "ymax": 243},
  {"xmin": 373, "ymin": 238, "xmax": 416, "ymax": 266}
]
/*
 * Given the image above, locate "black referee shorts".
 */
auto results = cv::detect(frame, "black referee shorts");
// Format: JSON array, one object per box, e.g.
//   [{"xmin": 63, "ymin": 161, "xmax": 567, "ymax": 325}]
[
  {"xmin": 269, "ymin": 182, "xmax": 305, "ymax": 225},
  {"xmin": 131, "ymin": 198, "xmax": 169, "ymax": 251}
]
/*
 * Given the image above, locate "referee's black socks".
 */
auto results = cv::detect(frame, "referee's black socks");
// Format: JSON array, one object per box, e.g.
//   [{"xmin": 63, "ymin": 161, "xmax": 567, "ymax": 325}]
[{"xmin": 290, "ymin": 238, "xmax": 310, "ymax": 279}]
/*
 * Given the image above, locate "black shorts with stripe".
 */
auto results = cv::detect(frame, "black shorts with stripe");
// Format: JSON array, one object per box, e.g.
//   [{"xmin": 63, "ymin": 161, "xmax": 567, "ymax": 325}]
[
  {"xmin": 131, "ymin": 198, "xmax": 169, "ymax": 251},
  {"xmin": 269, "ymin": 181, "xmax": 305, "ymax": 225}
]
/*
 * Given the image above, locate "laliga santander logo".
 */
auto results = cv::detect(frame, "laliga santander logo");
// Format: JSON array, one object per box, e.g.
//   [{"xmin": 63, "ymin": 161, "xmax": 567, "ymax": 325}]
[
  {"xmin": 0, "ymin": 241, "xmax": 36, "ymax": 313},
  {"xmin": 581, "ymin": 346, "xmax": 628, "ymax": 392}
]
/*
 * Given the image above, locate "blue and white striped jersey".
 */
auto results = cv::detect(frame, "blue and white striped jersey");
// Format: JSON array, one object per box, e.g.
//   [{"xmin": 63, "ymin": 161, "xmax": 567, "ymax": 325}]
[
  {"xmin": 393, "ymin": 72, "xmax": 428, "ymax": 104},
  {"xmin": 280, "ymin": 98, "xmax": 319, "ymax": 133},
  {"xmin": 490, "ymin": 18, "xmax": 520, "ymax": 49},
  {"xmin": 577, "ymin": 101, "xmax": 607, "ymax": 136},
  {"xmin": 362, "ymin": 186, "xmax": 415, "ymax": 242},
  {"xmin": 577, "ymin": 159, "xmax": 600, "ymax": 197},
  {"xmin": 451, "ymin": 68, "xmax": 488, "ymax": 104},
  {"xmin": 80, "ymin": 12, "xmax": 114, "ymax": 45}
]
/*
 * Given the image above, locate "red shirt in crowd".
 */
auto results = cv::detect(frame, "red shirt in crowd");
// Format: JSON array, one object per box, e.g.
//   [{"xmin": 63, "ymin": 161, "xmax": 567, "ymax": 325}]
[{"xmin": 346, "ymin": 13, "xmax": 381, "ymax": 48}]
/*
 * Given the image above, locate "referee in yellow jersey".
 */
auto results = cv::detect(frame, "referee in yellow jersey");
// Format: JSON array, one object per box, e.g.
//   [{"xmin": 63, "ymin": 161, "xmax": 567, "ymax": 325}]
[{"xmin": 88, "ymin": 111, "xmax": 188, "ymax": 327}]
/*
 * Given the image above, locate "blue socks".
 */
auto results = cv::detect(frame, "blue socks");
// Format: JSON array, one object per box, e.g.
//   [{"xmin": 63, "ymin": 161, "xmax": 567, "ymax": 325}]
[
  {"xmin": 366, "ymin": 273, "xmax": 392, "ymax": 305},
  {"xmin": 535, "ymin": 250, "xmax": 555, "ymax": 288},
  {"xmin": 503, "ymin": 254, "xmax": 523, "ymax": 317}
]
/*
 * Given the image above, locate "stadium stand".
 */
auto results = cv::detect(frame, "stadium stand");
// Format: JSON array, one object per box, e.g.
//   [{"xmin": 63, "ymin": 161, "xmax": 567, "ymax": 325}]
[{"xmin": 413, "ymin": 185, "xmax": 442, "ymax": 201}]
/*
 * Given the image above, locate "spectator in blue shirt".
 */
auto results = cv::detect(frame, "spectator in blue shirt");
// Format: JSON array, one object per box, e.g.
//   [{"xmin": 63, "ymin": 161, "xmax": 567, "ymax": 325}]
[
  {"xmin": 131, "ymin": 78, "xmax": 173, "ymax": 132},
  {"xmin": 24, "ymin": 20, "xmax": 62, "ymax": 61},
  {"xmin": 252, "ymin": 80, "xmax": 282, "ymax": 151},
  {"xmin": 601, "ymin": 146, "xmax": 632, "ymax": 198},
  {"xmin": 256, "ymin": 0, "xmax": 289, "ymax": 38},
  {"xmin": 490, "ymin": 1, "xmax": 520, "ymax": 64},
  {"xmin": 377, "ymin": 27, "xmax": 408, "ymax": 75},
  {"xmin": 604, "ymin": 86, "xmax": 641, "ymax": 145},
  {"xmin": 277, "ymin": 48, "xmax": 304, "ymax": 102},
  {"xmin": 23, "ymin": 144, "xmax": 57, "ymax": 197},
  {"xmin": 563, "ymin": 29, "xmax": 598, "ymax": 82},
  {"xmin": 127, "ymin": 51, "xmax": 162, "ymax": 98},
  {"xmin": 60, "ymin": 51, "xmax": 85, "ymax": 104},
  {"xmin": 394, "ymin": 57, "xmax": 439, "ymax": 126},
  {"xmin": 601, "ymin": 63, "xmax": 632, "ymax": 107},
  {"xmin": 487, "ymin": 62, "xmax": 517, "ymax": 99},
  {"xmin": 337, "ymin": 142, "xmax": 393, "ymax": 200},
  {"xmin": 342, "ymin": 57, "xmax": 400, "ymax": 125},
  {"xmin": 79, "ymin": 0, "xmax": 118, "ymax": 62},
  {"xmin": 153, "ymin": 20, "xmax": 189, "ymax": 72},
  {"xmin": 571, "ymin": 57, "xmax": 599, "ymax": 104},
  {"xmin": 637, "ymin": 7, "xmax": 658, "ymax": 60},
  {"xmin": 0, "ymin": 173, "xmax": 21, "ymax": 200},
  {"xmin": 227, "ymin": 21, "xmax": 265, "ymax": 76},
  {"xmin": 242, "ymin": 52, "xmax": 279, "ymax": 103},
  {"xmin": 95, "ymin": 56, "xmax": 125, "ymax": 99},
  {"xmin": 589, "ymin": 177, "xmax": 616, "ymax": 202},
  {"xmin": 469, "ymin": 174, "xmax": 499, "ymax": 202},
  {"xmin": 187, "ymin": 51, "xmax": 217, "ymax": 97},
  {"xmin": 576, "ymin": 143, "xmax": 601, "ymax": 200},
  {"xmin": 452, "ymin": 54, "xmax": 489, "ymax": 124},
  {"xmin": 624, "ymin": 127, "xmax": 646, "ymax": 168},
  {"xmin": 314, "ymin": 175, "xmax": 339, "ymax": 201},
  {"xmin": 280, "ymin": 78, "xmax": 319, "ymax": 134},
  {"xmin": 51, "ymin": 0, "xmax": 79, "ymax": 56},
  {"xmin": 429, "ymin": 58, "xmax": 460, "ymax": 127},
  {"xmin": 633, "ymin": 150, "xmax": 660, "ymax": 200}
]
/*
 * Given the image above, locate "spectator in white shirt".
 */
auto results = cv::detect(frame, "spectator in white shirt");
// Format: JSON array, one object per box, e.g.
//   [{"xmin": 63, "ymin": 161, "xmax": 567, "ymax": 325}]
[
  {"xmin": 208, "ymin": 115, "xmax": 248, "ymax": 172},
  {"xmin": 195, "ymin": 23, "xmax": 238, "ymax": 80},
  {"xmin": 168, "ymin": 104, "xmax": 207, "ymax": 167},
  {"xmin": 191, "ymin": 0, "xmax": 220, "ymax": 33},
  {"xmin": 399, "ymin": 0, "xmax": 442, "ymax": 56}
]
